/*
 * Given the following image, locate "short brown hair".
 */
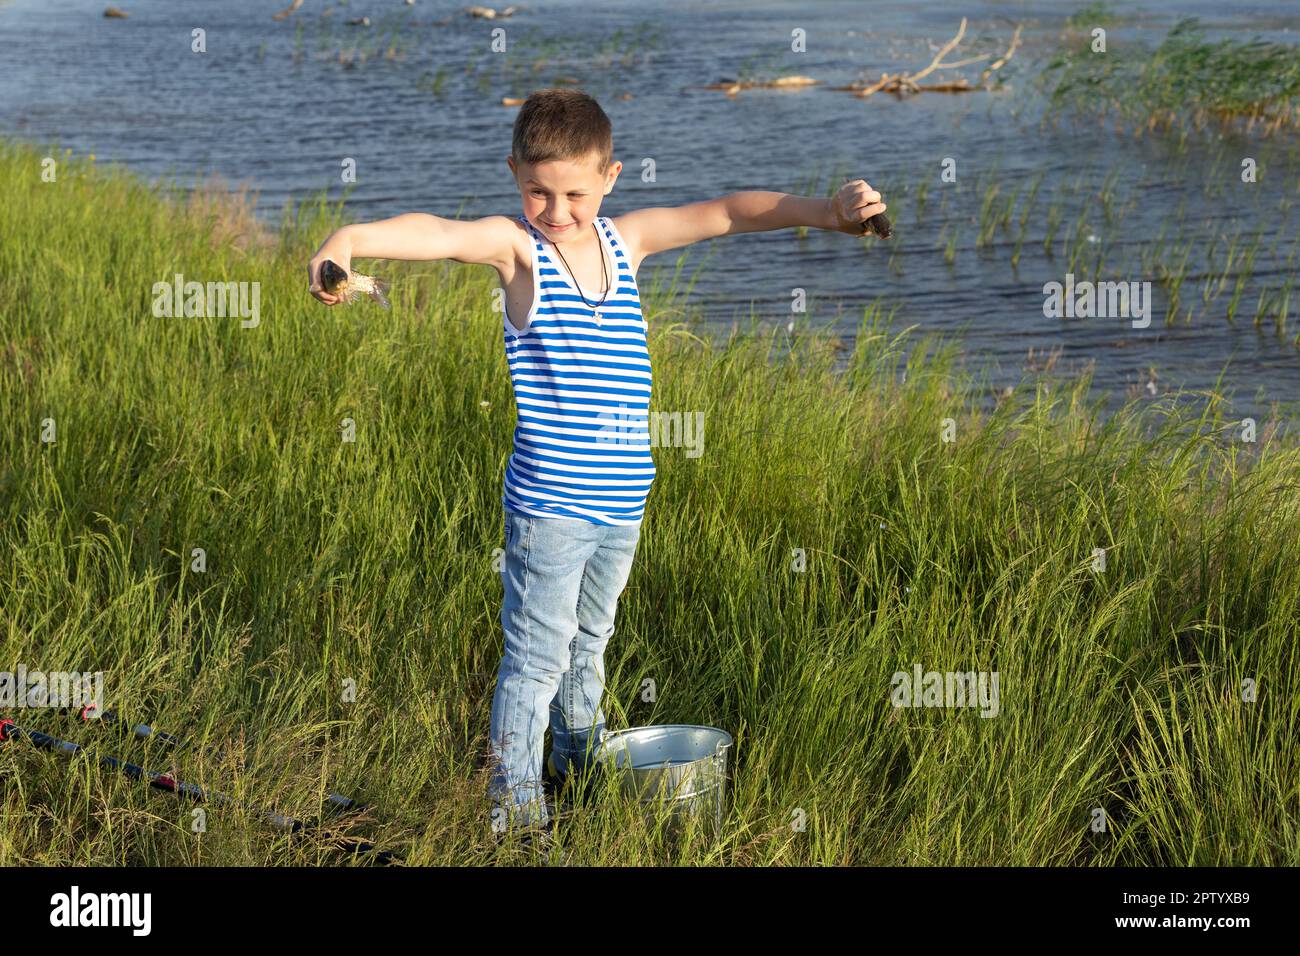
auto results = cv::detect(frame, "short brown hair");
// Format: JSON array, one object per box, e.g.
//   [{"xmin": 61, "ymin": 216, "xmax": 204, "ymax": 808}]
[{"xmin": 512, "ymin": 89, "xmax": 612, "ymax": 173}]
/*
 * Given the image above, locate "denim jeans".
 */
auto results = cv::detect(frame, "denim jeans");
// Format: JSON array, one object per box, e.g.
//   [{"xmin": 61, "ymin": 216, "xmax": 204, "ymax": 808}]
[{"xmin": 488, "ymin": 509, "xmax": 642, "ymax": 829}]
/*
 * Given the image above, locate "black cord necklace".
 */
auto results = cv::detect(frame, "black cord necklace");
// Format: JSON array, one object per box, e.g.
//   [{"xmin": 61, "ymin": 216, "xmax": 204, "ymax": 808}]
[{"xmin": 549, "ymin": 221, "xmax": 610, "ymax": 320}]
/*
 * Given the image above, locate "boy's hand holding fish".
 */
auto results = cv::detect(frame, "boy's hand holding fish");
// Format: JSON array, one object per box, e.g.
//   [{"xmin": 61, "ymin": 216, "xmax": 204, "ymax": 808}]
[
  {"xmin": 307, "ymin": 230, "xmax": 391, "ymax": 307},
  {"xmin": 828, "ymin": 178, "xmax": 891, "ymax": 238}
]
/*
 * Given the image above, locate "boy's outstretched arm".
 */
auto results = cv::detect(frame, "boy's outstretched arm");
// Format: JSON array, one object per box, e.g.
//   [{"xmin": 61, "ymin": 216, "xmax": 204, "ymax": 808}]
[
  {"xmin": 308, "ymin": 214, "xmax": 517, "ymax": 305},
  {"xmin": 616, "ymin": 180, "xmax": 886, "ymax": 261}
]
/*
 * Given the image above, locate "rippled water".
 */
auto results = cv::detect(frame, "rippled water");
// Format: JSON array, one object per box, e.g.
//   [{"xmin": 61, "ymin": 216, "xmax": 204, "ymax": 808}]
[{"xmin": 3, "ymin": 0, "xmax": 1299, "ymax": 416}]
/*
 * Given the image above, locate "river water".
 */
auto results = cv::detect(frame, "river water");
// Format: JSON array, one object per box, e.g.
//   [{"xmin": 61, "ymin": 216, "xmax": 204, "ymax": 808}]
[{"xmin": 3, "ymin": 0, "xmax": 1298, "ymax": 418}]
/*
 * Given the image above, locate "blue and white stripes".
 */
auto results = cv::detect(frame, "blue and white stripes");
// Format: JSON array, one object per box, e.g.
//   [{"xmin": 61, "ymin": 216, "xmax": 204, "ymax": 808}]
[{"xmin": 501, "ymin": 215, "xmax": 655, "ymax": 526}]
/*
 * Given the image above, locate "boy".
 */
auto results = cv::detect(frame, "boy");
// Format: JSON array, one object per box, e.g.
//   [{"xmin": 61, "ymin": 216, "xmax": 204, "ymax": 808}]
[{"xmin": 307, "ymin": 88, "xmax": 887, "ymax": 836}]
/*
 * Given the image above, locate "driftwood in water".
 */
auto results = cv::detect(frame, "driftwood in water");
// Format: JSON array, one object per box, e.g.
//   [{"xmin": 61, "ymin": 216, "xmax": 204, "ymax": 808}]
[
  {"xmin": 702, "ymin": 75, "xmax": 821, "ymax": 97},
  {"xmin": 467, "ymin": 5, "xmax": 518, "ymax": 18},
  {"xmin": 702, "ymin": 21, "xmax": 1020, "ymax": 100},
  {"xmin": 830, "ymin": 19, "xmax": 1022, "ymax": 97},
  {"xmin": 272, "ymin": 0, "xmax": 304, "ymax": 21}
]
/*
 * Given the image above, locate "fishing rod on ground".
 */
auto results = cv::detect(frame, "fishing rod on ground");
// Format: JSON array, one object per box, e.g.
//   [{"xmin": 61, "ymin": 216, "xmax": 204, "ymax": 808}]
[
  {"xmin": 0, "ymin": 716, "xmax": 401, "ymax": 865},
  {"xmin": 66, "ymin": 705, "xmax": 367, "ymax": 816}
]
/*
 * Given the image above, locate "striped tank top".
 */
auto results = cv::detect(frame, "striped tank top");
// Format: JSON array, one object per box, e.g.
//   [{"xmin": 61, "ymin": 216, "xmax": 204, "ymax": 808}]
[{"xmin": 501, "ymin": 214, "xmax": 655, "ymax": 526}]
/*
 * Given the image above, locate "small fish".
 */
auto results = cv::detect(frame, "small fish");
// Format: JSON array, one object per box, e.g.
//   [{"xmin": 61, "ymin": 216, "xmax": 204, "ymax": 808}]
[
  {"xmin": 861, "ymin": 212, "xmax": 892, "ymax": 240},
  {"xmin": 319, "ymin": 260, "xmax": 391, "ymax": 308}
]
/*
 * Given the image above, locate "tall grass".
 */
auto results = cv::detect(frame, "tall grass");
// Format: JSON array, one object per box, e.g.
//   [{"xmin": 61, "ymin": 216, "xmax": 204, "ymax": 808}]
[
  {"xmin": 0, "ymin": 139, "xmax": 1297, "ymax": 865},
  {"xmin": 1045, "ymin": 17, "xmax": 1300, "ymax": 136}
]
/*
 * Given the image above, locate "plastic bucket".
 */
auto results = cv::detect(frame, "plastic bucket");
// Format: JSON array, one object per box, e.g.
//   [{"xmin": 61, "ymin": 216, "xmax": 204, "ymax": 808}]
[{"xmin": 594, "ymin": 724, "xmax": 733, "ymax": 836}]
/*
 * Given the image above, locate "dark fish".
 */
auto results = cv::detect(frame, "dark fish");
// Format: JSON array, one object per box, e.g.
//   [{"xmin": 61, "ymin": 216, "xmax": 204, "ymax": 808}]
[
  {"xmin": 319, "ymin": 259, "xmax": 391, "ymax": 308},
  {"xmin": 861, "ymin": 212, "xmax": 892, "ymax": 240}
]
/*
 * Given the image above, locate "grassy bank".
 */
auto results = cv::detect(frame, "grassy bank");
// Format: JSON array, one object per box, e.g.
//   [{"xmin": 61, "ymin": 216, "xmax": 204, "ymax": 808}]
[{"xmin": 0, "ymin": 138, "xmax": 1297, "ymax": 865}]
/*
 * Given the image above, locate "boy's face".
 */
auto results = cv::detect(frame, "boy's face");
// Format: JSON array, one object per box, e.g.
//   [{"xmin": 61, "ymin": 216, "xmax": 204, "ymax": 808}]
[{"xmin": 508, "ymin": 152, "xmax": 621, "ymax": 244}]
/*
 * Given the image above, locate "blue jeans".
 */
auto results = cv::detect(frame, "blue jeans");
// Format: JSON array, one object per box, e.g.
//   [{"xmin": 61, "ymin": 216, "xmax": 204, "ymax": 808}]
[{"xmin": 488, "ymin": 510, "xmax": 642, "ymax": 829}]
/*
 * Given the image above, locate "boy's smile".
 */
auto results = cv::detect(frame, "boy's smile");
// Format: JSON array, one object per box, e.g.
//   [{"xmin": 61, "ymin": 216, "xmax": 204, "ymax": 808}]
[{"xmin": 507, "ymin": 153, "xmax": 621, "ymax": 246}]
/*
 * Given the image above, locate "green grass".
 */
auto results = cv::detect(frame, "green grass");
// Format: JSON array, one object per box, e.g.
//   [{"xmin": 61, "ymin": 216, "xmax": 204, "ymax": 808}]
[
  {"xmin": 1065, "ymin": 3, "xmax": 1119, "ymax": 30},
  {"xmin": 1, "ymin": 139, "xmax": 1298, "ymax": 865},
  {"xmin": 1045, "ymin": 16, "xmax": 1300, "ymax": 136}
]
